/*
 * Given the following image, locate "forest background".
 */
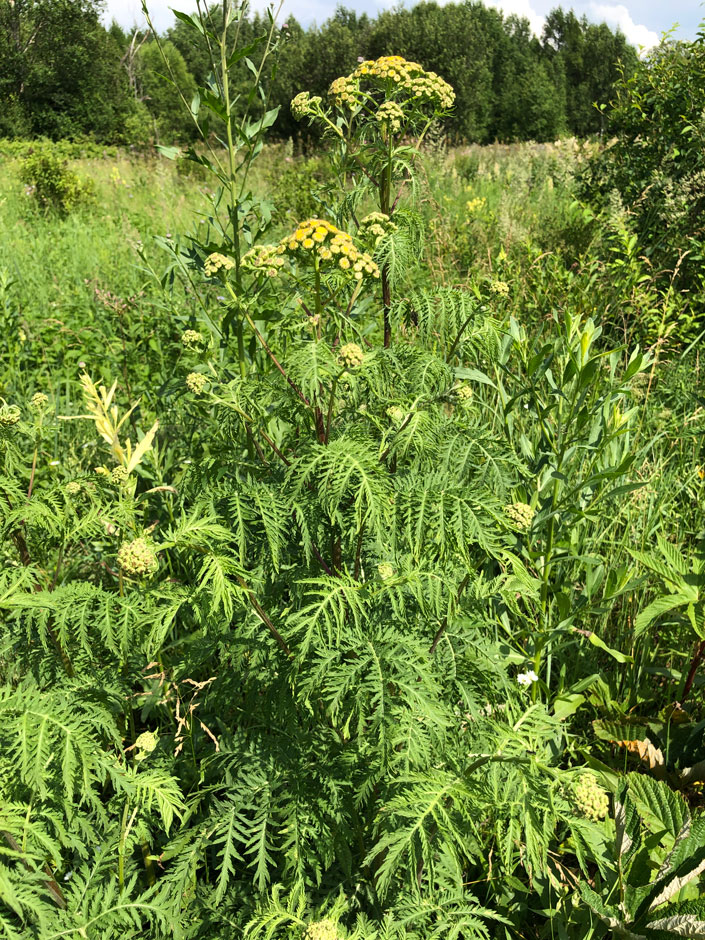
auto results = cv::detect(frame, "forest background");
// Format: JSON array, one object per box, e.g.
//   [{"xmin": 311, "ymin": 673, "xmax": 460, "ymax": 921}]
[{"xmin": 0, "ymin": 0, "xmax": 639, "ymax": 146}]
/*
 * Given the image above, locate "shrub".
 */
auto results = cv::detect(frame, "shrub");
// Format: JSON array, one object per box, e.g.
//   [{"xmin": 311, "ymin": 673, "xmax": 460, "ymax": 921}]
[{"xmin": 19, "ymin": 146, "xmax": 94, "ymax": 213}]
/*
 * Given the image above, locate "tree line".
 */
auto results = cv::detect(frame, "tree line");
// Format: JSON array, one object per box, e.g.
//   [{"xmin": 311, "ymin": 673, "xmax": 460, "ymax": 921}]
[{"xmin": 0, "ymin": 0, "xmax": 638, "ymax": 144}]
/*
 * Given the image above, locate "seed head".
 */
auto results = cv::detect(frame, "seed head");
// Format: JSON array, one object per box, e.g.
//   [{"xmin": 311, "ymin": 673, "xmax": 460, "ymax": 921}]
[{"xmin": 117, "ymin": 537, "xmax": 159, "ymax": 578}]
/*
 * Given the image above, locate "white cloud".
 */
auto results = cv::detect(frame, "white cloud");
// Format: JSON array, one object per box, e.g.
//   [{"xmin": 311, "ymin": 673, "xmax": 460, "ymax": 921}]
[
  {"xmin": 589, "ymin": 3, "xmax": 659, "ymax": 50},
  {"xmin": 485, "ymin": 0, "xmax": 545, "ymax": 36},
  {"xmin": 103, "ymin": 0, "xmax": 193, "ymax": 31}
]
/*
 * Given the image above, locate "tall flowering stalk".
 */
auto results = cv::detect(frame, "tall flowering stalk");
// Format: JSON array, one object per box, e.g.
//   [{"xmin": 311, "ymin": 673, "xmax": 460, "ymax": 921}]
[{"xmin": 291, "ymin": 56, "xmax": 455, "ymax": 345}]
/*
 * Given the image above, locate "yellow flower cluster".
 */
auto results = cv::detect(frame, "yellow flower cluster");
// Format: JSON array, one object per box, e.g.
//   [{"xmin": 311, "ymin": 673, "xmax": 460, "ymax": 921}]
[
  {"xmin": 490, "ymin": 280, "xmax": 510, "ymax": 297},
  {"xmin": 504, "ymin": 502, "xmax": 535, "ymax": 531},
  {"xmin": 281, "ymin": 219, "xmax": 379, "ymax": 280},
  {"xmin": 65, "ymin": 481, "xmax": 83, "ymax": 496},
  {"xmin": 386, "ymin": 405, "xmax": 405, "ymax": 424},
  {"xmin": 338, "ymin": 342, "xmax": 365, "ymax": 369},
  {"xmin": 241, "ymin": 244, "xmax": 287, "ymax": 278},
  {"xmin": 466, "ymin": 197, "xmax": 486, "ymax": 214},
  {"xmin": 117, "ymin": 537, "xmax": 159, "ymax": 578},
  {"xmin": 376, "ymin": 100, "xmax": 404, "ymax": 134},
  {"xmin": 186, "ymin": 372, "xmax": 208, "ymax": 394},
  {"xmin": 330, "ymin": 55, "xmax": 455, "ymax": 111},
  {"xmin": 204, "ymin": 252, "xmax": 235, "ymax": 277},
  {"xmin": 454, "ymin": 384, "xmax": 473, "ymax": 403},
  {"xmin": 573, "ymin": 773, "xmax": 609, "ymax": 821},
  {"xmin": 291, "ymin": 91, "xmax": 322, "ymax": 119}
]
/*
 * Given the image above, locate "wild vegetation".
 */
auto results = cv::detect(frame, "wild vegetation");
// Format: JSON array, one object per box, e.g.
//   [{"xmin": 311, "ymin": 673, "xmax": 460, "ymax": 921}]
[{"xmin": 1, "ymin": 4, "xmax": 705, "ymax": 939}]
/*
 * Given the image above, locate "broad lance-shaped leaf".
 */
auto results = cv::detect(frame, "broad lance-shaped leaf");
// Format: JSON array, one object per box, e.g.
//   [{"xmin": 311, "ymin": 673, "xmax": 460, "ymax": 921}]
[
  {"xmin": 125, "ymin": 419, "xmax": 159, "ymax": 473},
  {"xmin": 634, "ymin": 592, "xmax": 698, "ymax": 638}
]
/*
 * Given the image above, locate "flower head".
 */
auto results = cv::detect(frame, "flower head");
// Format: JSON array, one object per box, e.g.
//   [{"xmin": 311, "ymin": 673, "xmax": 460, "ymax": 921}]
[
  {"xmin": 186, "ymin": 372, "xmax": 208, "ymax": 395},
  {"xmin": 386, "ymin": 405, "xmax": 405, "ymax": 424},
  {"xmin": 242, "ymin": 244, "xmax": 287, "ymax": 278},
  {"xmin": 0, "ymin": 404, "xmax": 21, "ymax": 427},
  {"xmin": 291, "ymin": 91, "xmax": 322, "ymax": 120},
  {"xmin": 517, "ymin": 670, "xmax": 538, "ymax": 687},
  {"xmin": 134, "ymin": 730, "xmax": 158, "ymax": 760},
  {"xmin": 490, "ymin": 279, "xmax": 509, "ymax": 297},
  {"xmin": 30, "ymin": 392, "xmax": 49, "ymax": 413},
  {"xmin": 204, "ymin": 252, "xmax": 235, "ymax": 278},
  {"xmin": 338, "ymin": 342, "xmax": 365, "ymax": 370},
  {"xmin": 376, "ymin": 100, "xmax": 405, "ymax": 135},
  {"xmin": 303, "ymin": 921, "xmax": 340, "ymax": 940},
  {"xmin": 504, "ymin": 502, "xmax": 535, "ymax": 531},
  {"xmin": 277, "ymin": 219, "xmax": 379, "ymax": 281},
  {"xmin": 117, "ymin": 537, "xmax": 159, "ymax": 578},
  {"xmin": 65, "ymin": 481, "xmax": 83, "ymax": 496},
  {"xmin": 181, "ymin": 329, "xmax": 204, "ymax": 348},
  {"xmin": 330, "ymin": 56, "xmax": 455, "ymax": 112},
  {"xmin": 573, "ymin": 773, "xmax": 609, "ymax": 821},
  {"xmin": 377, "ymin": 563, "xmax": 395, "ymax": 581},
  {"xmin": 454, "ymin": 384, "xmax": 473, "ymax": 404},
  {"xmin": 111, "ymin": 466, "xmax": 130, "ymax": 486},
  {"xmin": 359, "ymin": 212, "xmax": 397, "ymax": 249}
]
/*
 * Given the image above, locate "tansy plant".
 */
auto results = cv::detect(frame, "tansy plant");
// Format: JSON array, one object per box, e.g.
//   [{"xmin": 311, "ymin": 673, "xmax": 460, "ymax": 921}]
[{"xmin": 291, "ymin": 55, "xmax": 455, "ymax": 345}]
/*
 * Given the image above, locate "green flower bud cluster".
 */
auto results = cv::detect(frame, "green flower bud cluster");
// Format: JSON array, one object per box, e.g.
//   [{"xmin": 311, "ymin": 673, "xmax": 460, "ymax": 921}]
[
  {"xmin": 359, "ymin": 212, "xmax": 398, "ymax": 249},
  {"xmin": 30, "ymin": 392, "xmax": 49, "ymax": 413},
  {"xmin": 111, "ymin": 466, "xmax": 130, "ymax": 486},
  {"xmin": 303, "ymin": 920, "xmax": 340, "ymax": 940},
  {"xmin": 338, "ymin": 343, "xmax": 364, "ymax": 370},
  {"xmin": 134, "ymin": 730, "xmax": 158, "ymax": 760},
  {"xmin": 291, "ymin": 91, "xmax": 322, "ymax": 120},
  {"xmin": 377, "ymin": 563, "xmax": 395, "ymax": 581},
  {"xmin": 573, "ymin": 773, "xmax": 609, "ymax": 821},
  {"xmin": 203, "ymin": 252, "xmax": 235, "ymax": 278},
  {"xmin": 0, "ymin": 404, "xmax": 21, "ymax": 427},
  {"xmin": 181, "ymin": 329, "xmax": 204, "ymax": 348},
  {"xmin": 504, "ymin": 502, "xmax": 535, "ymax": 531},
  {"xmin": 376, "ymin": 100, "xmax": 404, "ymax": 134},
  {"xmin": 117, "ymin": 537, "xmax": 159, "ymax": 578},
  {"xmin": 186, "ymin": 372, "xmax": 208, "ymax": 394},
  {"xmin": 490, "ymin": 279, "xmax": 509, "ymax": 297},
  {"xmin": 454, "ymin": 384, "xmax": 473, "ymax": 404},
  {"xmin": 65, "ymin": 481, "xmax": 83, "ymax": 496},
  {"xmin": 386, "ymin": 405, "xmax": 405, "ymax": 424}
]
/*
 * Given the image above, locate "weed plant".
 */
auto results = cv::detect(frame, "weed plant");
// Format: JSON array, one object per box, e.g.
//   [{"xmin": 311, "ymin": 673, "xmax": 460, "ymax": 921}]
[{"xmin": 0, "ymin": 5, "xmax": 704, "ymax": 938}]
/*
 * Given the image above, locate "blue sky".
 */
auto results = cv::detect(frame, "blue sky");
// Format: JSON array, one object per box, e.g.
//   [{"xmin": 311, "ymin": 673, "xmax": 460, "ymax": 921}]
[{"xmin": 105, "ymin": 0, "xmax": 703, "ymax": 48}]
